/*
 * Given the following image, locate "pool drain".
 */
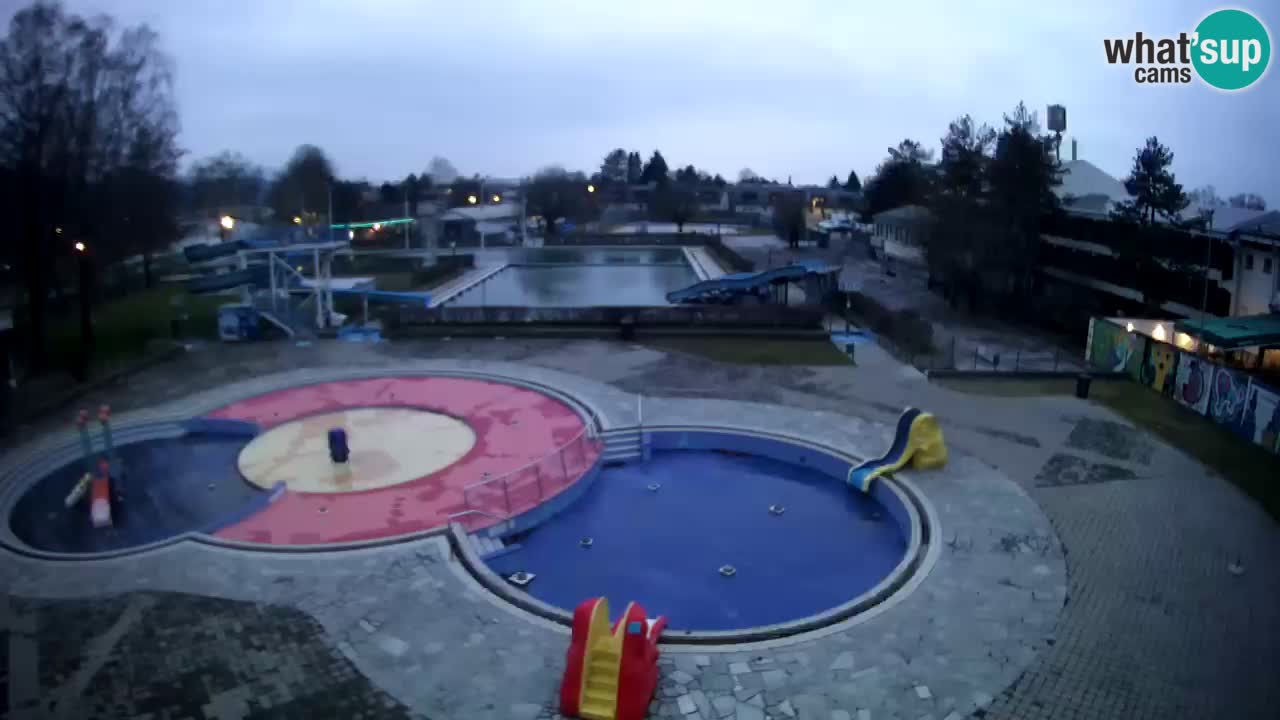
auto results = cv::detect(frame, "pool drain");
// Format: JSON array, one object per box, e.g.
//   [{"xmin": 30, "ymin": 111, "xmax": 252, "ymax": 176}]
[
  {"xmin": 318, "ymin": 506, "xmax": 328, "ymax": 514},
  {"xmin": 647, "ymin": 483, "xmax": 661, "ymax": 492},
  {"xmin": 768, "ymin": 504, "xmax": 785, "ymax": 515},
  {"xmin": 508, "ymin": 571, "xmax": 536, "ymax": 587},
  {"xmin": 580, "ymin": 537, "xmax": 594, "ymax": 548},
  {"xmin": 719, "ymin": 565, "xmax": 737, "ymax": 577}
]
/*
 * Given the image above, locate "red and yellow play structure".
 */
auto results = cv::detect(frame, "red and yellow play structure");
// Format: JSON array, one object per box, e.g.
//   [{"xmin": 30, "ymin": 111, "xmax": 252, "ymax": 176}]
[{"xmin": 560, "ymin": 598, "xmax": 666, "ymax": 720}]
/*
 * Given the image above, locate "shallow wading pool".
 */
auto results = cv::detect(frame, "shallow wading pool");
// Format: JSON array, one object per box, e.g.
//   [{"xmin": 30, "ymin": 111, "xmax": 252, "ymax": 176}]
[{"xmin": 486, "ymin": 431, "xmax": 917, "ymax": 632}]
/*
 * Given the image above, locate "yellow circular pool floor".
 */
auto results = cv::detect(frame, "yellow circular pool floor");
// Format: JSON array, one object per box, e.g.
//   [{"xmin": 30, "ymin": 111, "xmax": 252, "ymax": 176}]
[{"xmin": 237, "ymin": 408, "xmax": 476, "ymax": 494}]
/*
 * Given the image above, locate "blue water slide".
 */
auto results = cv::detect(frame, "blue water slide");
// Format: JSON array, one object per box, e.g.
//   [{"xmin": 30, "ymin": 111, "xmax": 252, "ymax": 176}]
[
  {"xmin": 183, "ymin": 241, "xmax": 246, "ymax": 263},
  {"xmin": 666, "ymin": 259, "xmax": 836, "ymax": 303},
  {"xmin": 186, "ymin": 266, "xmax": 268, "ymax": 294},
  {"xmin": 328, "ymin": 288, "xmax": 432, "ymax": 308}
]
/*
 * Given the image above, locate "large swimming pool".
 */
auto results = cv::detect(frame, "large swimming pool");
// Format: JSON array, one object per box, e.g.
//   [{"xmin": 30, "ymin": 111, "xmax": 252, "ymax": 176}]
[
  {"xmin": 444, "ymin": 247, "xmax": 699, "ymax": 307},
  {"xmin": 486, "ymin": 447, "xmax": 911, "ymax": 631}
]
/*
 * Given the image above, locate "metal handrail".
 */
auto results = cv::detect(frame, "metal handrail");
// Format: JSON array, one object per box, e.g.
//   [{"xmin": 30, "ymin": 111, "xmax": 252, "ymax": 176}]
[
  {"xmin": 637, "ymin": 394, "xmax": 643, "ymax": 429},
  {"xmin": 462, "ymin": 425, "xmax": 594, "ymax": 492},
  {"xmin": 447, "ymin": 509, "xmax": 506, "ymax": 522}
]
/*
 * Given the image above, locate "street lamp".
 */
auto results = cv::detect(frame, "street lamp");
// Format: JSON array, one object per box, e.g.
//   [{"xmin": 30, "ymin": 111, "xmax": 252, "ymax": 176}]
[
  {"xmin": 587, "ymin": 184, "xmax": 595, "ymax": 194},
  {"xmin": 372, "ymin": 223, "xmax": 381, "ymax": 231},
  {"xmin": 292, "ymin": 216, "xmax": 302, "ymax": 225},
  {"xmin": 467, "ymin": 195, "xmax": 478, "ymax": 205},
  {"xmin": 74, "ymin": 241, "xmax": 86, "ymax": 253},
  {"xmin": 220, "ymin": 215, "xmax": 235, "ymax": 231},
  {"xmin": 492, "ymin": 194, "xmax": 501, "ymax": 203}
]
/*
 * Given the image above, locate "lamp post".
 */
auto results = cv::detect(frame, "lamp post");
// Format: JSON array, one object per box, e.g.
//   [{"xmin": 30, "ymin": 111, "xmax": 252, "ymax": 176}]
[
  {"xmin": 74, "ymin": 240, "xmax": 93, "ymax": 382},
  {"xmin": 1199, "ymin": 209, "xmax": 1215, "ymax": 354}
]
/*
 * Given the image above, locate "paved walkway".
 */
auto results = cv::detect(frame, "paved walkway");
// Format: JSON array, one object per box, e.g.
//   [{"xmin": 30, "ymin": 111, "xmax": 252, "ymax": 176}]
[{"xmin": 1, "ymin": 337, "xmax": 1276, "ymax": 719}]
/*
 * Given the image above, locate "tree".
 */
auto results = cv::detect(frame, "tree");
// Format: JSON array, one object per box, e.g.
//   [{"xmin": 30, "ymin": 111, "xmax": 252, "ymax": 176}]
[
  {"xmin": 600, "ymin": 148, "xmax": 628, "ymax": 186},
  {"xmin": 626, "ymin": 152, "xmax": 642, "ymax": 184},
  {"xmin": 268, "ymin": 145, "xmax": 335, "ymax": 222},
  {"xmin": 674, "ymin": 164, "xmax": 701, "ymax": 184},
  {"xmin": 937, "ymin": 115, "xmax": 995, "ymax": 200},
  {"xmin": 844, "ymin": 170, "xmax": 861, "ymax": 192},
  {"xmin": 427, "ymin": 156, "xmax": 458, "ymax": 184},
  {"xmin": 1112, "ymin": 136, "xmax": 1189, "ymax": 225},
  {"xmin": 1110, "ymin": 137, "xmax": 1190, "ymax": 312},
  {"xmin": 1188, "ymin": 185, "xmax": 1225, "ymax": 209},
  {"xmin": 772, "ymin": 192, "xmax": 806, "ymax": 249},
  {"xmin": 738, "ymin": 168, "xmax": 758, "ymax": 183},
  {"xmin": 378, "ymin": 181, "xmax": 398, "ymax": 205},
  {"xmin": 711, "ymin": 173, "xmax": 727, "ymax": 187},
  {"xmin": 0, "ymin": 1, "xmax": 181, "ymax": 371},
  {"xmin": 641, "ymin": 150, "xmax": 669, "ymax": 185},
  {"xmin": 524, "ymin": 166, "xmax": 596, "ymax": 237},
  {"xmin": 654, "ymin": 184, "xmax": 700, "ymax": 233},
  {"xmin": 189, "ymin": 151, "xmax": 264, "ymax": 216},
  {"xmin": 985, "ymin": 103, "xmax": 1062, "ymax": 303},
  {"xmin": 863, "ymin": 139, "xmax": 934, "ymax": 218},
  {"xmin": 926, "ymin": 115, "xmax": 996, "ymax": 307},
  {"xmin": 1228, "ymin": 192, "xmax": 1267, "ymax": 211},
  {"xmin": 827, "ymin": 175, "xmax": 841, "ymax": 189}
]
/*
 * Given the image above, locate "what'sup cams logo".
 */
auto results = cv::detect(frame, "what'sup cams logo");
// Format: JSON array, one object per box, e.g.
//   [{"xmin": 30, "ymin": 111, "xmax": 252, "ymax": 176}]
[{"xmin": 1104, "ymin": 8, "xmax": 1271, "ymax": 90}]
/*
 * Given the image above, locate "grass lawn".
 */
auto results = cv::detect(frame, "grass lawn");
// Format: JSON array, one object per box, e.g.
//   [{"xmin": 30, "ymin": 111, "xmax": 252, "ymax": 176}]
[
  {"xmin": 644, "ymin": 336, "xmax": 852, "ymax": 365},
  {"xmin": 938, "ymin": 376, "xmax": 1280, "ymax": 521},
  {"xmin": 48, "ymin": 285, "xmax": 223, "ymax": 376}
]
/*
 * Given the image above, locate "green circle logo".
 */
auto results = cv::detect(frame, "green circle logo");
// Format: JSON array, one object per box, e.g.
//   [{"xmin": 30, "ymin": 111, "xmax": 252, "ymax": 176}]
[{"xmin": 1192, "ymin": 9, "xmax": 1271, "ymax": 90}]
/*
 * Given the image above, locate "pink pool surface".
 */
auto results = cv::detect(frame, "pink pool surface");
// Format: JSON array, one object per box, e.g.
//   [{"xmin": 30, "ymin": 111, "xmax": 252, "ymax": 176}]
[{"xmin": 207, "ymin": 376, "xmax": 599, "ymax": 545}]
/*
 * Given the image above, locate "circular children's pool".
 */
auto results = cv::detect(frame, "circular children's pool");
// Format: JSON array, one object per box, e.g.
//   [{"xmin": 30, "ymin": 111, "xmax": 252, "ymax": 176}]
[{"xmin": 486, "ymin": 431, "xmax": 920, "ymax": 633}]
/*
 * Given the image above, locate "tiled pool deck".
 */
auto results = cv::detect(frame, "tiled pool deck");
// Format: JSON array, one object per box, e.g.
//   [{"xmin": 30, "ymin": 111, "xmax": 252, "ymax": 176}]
[
  {"xmin": 1, "ymin": 359, "xmax": 1062, "ymax": 719},
  {"xmin": 1, "ymin": 338, "xmax": 1276, "ymax": 719}
]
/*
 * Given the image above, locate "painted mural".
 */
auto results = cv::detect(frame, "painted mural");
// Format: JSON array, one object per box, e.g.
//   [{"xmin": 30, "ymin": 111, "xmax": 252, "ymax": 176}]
[
  {"xmin": 1139, "ymin": 342, "xmax": 1180, "ymax": 396},
  {"xmin": 1173, "ymin": 353, "xmax": 1212, "ymax": 415},
  {"xmin": 1088, "ymin": 321, "xmax": 1145, "ymax": 376},
  {"xmin": 1207, "ymin": 366, "xmax": 1250, "ymax": 428},
  {"xmin": 1238, "ymin": 382, "xmax": 1280, "ymax": 454}
]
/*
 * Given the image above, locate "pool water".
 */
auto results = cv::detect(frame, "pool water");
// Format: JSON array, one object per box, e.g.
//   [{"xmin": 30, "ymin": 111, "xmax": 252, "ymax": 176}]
[
  {"xmin": 487, "ymin": 449, "xmax": 908, "ymax": 631},
  {"xmin": 9, "ymin": 434, "xmax": 264, "ymax": 554},
  {"xmin": 446, "ymin": 247, "xmax": 698, "ymax": 307}
]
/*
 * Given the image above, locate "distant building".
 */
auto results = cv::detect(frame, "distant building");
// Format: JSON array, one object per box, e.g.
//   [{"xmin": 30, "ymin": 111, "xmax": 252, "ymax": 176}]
[
  {"xmin": 870, "ymin": 205, "xmax": 932, "ymax": 264},
  {"xmin": 440, "ymin": 202, "xmax": 524, "ymax": 247}
]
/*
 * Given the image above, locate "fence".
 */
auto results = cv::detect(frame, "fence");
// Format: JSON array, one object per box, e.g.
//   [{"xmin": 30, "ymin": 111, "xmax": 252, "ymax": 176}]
[
  {"xmin": 906, "ymin": 337, "xmax": 1077, "ymax": 373},
  {"xmin": 1084, "ymin": 317, "xmax": 1280, "ymax": 456},
  {"xmin": 452, "ymin": 426, "xmax": 602, "ymax": 531}
]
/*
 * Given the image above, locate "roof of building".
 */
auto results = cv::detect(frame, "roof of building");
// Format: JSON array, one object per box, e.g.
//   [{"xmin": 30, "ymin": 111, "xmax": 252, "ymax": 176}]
[
  {"xmin": 1056, "ymin": 160, "xmax": 1127, "ymax": 202},
  {"xmin": 441, "ymin": 204, "xmax": 521, "ymax": 222},
  {"xmin": 1175, "ymin": 312, "xmax": 1280, "ymax": 350},
  {"xmin": 874, "ymin": 205, "xmax": 933, "ymax": 223}
]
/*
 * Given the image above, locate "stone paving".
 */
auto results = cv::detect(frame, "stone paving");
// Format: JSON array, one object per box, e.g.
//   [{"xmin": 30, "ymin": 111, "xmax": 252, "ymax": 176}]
[{"xmin": 1, "ymin": 337, "xmax": 1277, "ymax": 719}]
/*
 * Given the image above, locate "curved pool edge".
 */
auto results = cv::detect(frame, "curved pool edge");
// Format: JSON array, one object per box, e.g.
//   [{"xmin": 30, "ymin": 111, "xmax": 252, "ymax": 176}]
[
  {"xmin": 0, "ymin": 367, "xmax": 609, "ymax": 561},
  {"xmin": 457, "ymin": 424, "xmax": 937, "ymax": 646}
]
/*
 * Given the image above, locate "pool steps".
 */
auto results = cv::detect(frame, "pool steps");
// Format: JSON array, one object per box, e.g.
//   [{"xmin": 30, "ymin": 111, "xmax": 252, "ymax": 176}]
[
  {"xmin": 599, "ymin": 428, "xmax": 643, "ymax": 465},
  {"xmin": 468, "ymin": 530, "xmax": 506, "ymax": 558}
]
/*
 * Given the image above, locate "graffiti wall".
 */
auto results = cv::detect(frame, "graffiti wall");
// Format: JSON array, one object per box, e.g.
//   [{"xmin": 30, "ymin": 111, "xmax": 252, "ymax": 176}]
[
  {"xmin": 1238, "ymin": 382, "xmax": 1280, "ymax": 453},
  {"xmin": 1173, "ymin": 352, "xmax": 1212, "ymax": 415},
  {"xmin": 1139, "ymin": 341, "xmax": 1180, "ymax": 396},
  {"xmin": 1090, "ymin": 317, "xmax": 1280, "ymax": 457},
  {"xmin": 1207, "ymin": 366, "xmax": 1250, "ymax": 428},
  {"xmin": 1087, "ymin": 320, "xmax": 1146, "ymax": 377}
]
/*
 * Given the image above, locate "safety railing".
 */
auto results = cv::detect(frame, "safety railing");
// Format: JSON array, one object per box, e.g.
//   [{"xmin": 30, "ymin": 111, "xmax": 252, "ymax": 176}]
[{"xmin": 454, "ymin": 426, "xmax": 602, "ymax": 532}]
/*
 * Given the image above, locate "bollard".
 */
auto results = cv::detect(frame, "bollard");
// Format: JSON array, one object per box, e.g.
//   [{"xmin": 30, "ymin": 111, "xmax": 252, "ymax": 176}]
[{"xmin": 1075, "ymin": 373, "xmax": 1092, "ymax": 399}]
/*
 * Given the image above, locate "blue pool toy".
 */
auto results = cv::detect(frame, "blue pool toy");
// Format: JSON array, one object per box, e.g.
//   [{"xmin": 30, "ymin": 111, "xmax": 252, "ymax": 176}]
[{"xmin": 328, "ymin": 428, "xmax": 350, "ymax": 463}]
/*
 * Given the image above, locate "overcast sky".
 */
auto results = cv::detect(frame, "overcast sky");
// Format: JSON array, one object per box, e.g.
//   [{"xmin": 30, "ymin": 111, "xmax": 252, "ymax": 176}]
[{"xmin": 21, "ymin": 1, "xmax": 1280, "ymax": 202}]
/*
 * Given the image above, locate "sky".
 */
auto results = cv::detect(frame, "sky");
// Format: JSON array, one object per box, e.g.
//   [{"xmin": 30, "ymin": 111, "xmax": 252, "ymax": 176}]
[{"xmin": 15, "ymin": 0, "xmax": 1280, "ymax": 202}]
